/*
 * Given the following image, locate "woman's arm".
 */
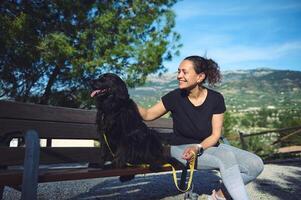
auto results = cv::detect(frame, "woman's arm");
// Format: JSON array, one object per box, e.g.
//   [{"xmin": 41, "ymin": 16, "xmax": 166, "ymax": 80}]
[
  {"xmin": 136, "ymin": 100, "xmax": 168, "ymax": 121},
  {"xmin": 182, "ymin": 113, "xmax": 224, "ymax": 160},
  {"xmin": 200, "ymin": 113, "xmax": 224, "ymax": 149}
]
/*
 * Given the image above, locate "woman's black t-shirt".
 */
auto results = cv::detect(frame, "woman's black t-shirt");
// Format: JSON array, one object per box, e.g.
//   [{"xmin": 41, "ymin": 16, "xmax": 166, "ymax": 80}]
[{"xmin": 161, "ymin": 88, "xmax": 226, "ymax": 145}]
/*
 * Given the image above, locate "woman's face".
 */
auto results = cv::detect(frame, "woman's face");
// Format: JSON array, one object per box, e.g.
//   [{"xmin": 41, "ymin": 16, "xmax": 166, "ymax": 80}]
[{"xmin": 177, "ymin": 60, "xmax": 204, "ymax": 90}]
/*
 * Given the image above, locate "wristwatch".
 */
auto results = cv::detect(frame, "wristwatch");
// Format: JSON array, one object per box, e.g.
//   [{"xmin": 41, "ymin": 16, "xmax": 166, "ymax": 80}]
[{"xmin": 196, "ymin": 144, "xmax": 204, "ymax": 156}]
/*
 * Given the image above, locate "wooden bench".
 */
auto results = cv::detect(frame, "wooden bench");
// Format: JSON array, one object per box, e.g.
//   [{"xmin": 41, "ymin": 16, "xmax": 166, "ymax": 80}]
[{"xmin": 0, "ymin": 100, "xmax": 182, "ymax": 199}]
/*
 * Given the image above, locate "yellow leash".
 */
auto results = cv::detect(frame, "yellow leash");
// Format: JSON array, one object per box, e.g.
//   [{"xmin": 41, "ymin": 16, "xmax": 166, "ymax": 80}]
[
  {"xmin": 103, "ymin": 133, "xmax": 196, "ymax": 192},
  {"xmin": 170, "ymin": 152, "xmax": 196, "ymax": 192},
  {"xmin": 103, "ymin": 133, "xmax": 116, "ymax": 157}
]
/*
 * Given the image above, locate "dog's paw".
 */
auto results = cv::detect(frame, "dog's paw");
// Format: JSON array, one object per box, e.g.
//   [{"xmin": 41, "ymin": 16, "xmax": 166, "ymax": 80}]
[
  {"xmin": 149, "ymin": 163, "xmax": 163, "ymax": 172},
  {"xmin": 119, "ymin": 175, "xmax": 135, "ymax": 182}
]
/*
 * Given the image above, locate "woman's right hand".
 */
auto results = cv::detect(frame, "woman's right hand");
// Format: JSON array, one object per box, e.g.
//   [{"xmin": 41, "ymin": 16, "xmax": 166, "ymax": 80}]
[{"xmin": 182, "ymin": 145, "xmax": 198, "ymax": 160}]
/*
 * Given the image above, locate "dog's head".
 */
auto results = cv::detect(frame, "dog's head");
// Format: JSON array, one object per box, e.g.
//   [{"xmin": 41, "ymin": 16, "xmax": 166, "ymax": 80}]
[{"xmin": 91, "ymin": 73, "xmax": 130, "ymax": 112}]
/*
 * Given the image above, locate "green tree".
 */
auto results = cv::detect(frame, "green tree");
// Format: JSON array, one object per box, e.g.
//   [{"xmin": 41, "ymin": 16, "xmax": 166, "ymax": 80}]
[
  {"xmin": 223, "ymin": 111, "xmax": 238, "ymax": 140},
  {"xmin": 0, "ymin": 0, "xmax": 181, "ymax": 107}
]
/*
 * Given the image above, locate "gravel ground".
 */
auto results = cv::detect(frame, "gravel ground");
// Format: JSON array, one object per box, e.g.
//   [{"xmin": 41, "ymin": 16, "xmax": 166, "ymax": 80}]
[{"xmin": 3, "ymin": 160, "xmax": 300, "ymax": 200}]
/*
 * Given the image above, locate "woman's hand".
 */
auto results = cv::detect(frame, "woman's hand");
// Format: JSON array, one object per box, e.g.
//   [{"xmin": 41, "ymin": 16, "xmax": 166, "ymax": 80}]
[
  {"xmin": 182, "ymin": 145, "xmax": 199, "ymax": 160},
  {"xmin": 135, "ymin": 101, "xmax": 167, "ymax": 121}
]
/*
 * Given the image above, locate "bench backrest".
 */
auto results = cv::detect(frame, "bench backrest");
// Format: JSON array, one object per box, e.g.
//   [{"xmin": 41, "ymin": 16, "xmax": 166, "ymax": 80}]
[{"xmin": 0, "ymin": 100, "xmax": 173, "ymax": 166}]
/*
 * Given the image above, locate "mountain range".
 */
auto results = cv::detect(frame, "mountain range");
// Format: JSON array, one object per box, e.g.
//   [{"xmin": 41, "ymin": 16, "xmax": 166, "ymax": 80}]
[{"xmin": 129, "ymin": 68, "xmax": 301, "ymax": 112}]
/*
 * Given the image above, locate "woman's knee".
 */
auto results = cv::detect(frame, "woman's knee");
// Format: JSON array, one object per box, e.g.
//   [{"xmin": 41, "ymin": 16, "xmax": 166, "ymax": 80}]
[
  {"xmin": 242, "ymin": 153, "xmax": 264, "ymax": 183},
  {"xmin": 251, "ymin": 154, "xmax": 264, "ymax": 177},
  {"xmin": 220, "ymin": 144, "xmax": 264, "ymax": 176}
]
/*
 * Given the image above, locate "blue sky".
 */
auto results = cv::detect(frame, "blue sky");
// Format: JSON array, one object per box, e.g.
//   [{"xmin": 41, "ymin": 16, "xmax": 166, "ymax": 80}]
[{"xmin": 164, "ymin": 0, "xmax": 301, "ymax": 72}]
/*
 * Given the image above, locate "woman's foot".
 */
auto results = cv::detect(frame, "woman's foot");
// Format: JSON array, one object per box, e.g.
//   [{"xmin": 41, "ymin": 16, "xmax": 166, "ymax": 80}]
[{"xmin": 203, "ymin": 190, "xmax": 226, "ymax": 200}]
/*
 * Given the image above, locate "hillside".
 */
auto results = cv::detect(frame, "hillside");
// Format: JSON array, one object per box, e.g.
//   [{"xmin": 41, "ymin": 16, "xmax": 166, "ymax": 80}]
[{"xmin": 129, "ymin": 68, "xmax": 301, "ymax": 111}]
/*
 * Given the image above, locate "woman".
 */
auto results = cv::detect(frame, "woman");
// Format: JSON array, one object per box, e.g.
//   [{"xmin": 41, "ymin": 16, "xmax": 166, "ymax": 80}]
[{"xmin": 136, "ymin": 56, "xmax": 264, "ymax": 200}]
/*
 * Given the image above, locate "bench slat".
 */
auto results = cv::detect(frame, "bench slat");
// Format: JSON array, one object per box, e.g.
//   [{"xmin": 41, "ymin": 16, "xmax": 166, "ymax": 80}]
[
  {"xmin": 0, "ymin": 101, "xmax": 96, "ymax": 123},
  {"xmin": 0, "ymin": 119, "xmax": 172, "ymax": 139},
  {"xmin": 0, "ymin": 145, "xmax": 174, "ymax": 166},
  {"xmin": 0, "ymin": 147, "xmax": 103, "ymax": 165},
  {"xmin": 145, "ymin": 118, "xmax": 172, "ymax": 129},
  {"xmin": 0, "ymin": 119, "xmax": 98, "ymax": 139},
  {"xmin": 38, "ymin": 166, "xmax": 176, "ymax": 182}
]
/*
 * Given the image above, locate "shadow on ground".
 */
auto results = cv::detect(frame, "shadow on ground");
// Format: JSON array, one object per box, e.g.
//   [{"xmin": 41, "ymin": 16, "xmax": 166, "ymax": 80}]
[
  {"xmin": 70, "ymin": 170, "xmax": 221, "ymax": 200},
  {"xmin": 252, "ymin": 161, "xmax": 301, "ymax": 200}
]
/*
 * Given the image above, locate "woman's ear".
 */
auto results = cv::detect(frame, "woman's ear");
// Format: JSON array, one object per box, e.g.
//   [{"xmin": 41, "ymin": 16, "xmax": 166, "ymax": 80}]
[{"xmin": 197, "ymin": 72, "xmax": 206, "ymax": 83}]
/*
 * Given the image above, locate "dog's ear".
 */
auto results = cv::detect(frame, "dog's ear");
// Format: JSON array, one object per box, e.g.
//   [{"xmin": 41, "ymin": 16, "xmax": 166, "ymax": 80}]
[
  {"xmin": 106, "ymin": 74, "xmax": 130, "ymax": 100},
  {"xmin": 115, "ymin": 81, "xmax": 130, "ymax": 100}
]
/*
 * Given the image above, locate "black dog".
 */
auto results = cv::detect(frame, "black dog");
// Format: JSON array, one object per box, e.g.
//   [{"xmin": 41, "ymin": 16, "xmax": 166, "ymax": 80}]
[{"xmin": 91, "ymin": 73, "xmax": 182, "ymax": 181}]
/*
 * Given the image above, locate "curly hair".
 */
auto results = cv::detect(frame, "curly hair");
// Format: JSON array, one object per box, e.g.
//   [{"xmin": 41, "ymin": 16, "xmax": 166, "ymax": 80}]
[{"xmin": 184, "ymin": 55, "xmax": 221, "ymax": 86}]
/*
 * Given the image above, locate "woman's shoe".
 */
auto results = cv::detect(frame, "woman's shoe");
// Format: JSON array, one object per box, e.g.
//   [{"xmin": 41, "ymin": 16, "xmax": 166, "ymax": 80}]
[{"xmin": 212, "ymin": 190, "xmax": 226, "ymax": 200}]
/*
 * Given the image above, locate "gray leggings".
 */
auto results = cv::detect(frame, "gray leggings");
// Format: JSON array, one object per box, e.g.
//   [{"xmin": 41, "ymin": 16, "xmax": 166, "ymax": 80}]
[{"xmin": 171, "ymin": 144, "xmax": 264, "ymax": 200}]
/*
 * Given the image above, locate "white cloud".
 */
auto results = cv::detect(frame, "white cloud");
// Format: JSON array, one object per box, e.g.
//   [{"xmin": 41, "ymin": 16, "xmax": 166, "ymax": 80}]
[
  {"xmin": 255, "ymin": 2, "xmax": 301, "ymax": 12},
  {"xmin": 210, "ymin": 41, "xmax": 301, "ymax": 65},
  {"xmin": 165, "ymin": 41, "xmax": 301, "ymax": 71},
  {"xmin": 275, "ymin": 41, "xmax": 301, "ymax": 54}
]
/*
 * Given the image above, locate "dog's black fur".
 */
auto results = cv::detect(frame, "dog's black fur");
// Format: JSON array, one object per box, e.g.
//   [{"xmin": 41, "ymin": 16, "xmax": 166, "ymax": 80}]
[{"xmin": 91, "ymin": 73, "xmax": 182, "ymax": 180}]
